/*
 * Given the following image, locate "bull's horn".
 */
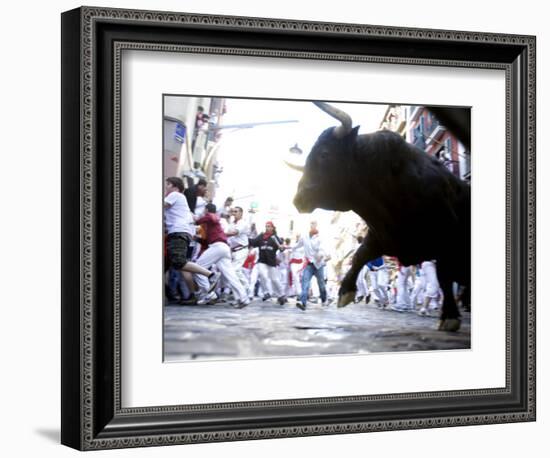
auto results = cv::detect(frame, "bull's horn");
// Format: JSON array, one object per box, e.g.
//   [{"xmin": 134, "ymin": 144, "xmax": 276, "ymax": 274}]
[
  {"xmin": 313, "ymin": 101, "xmax": 353, "ymax": 138},
  {"xmin": 283, "ymin": 160, "xmax": 305, "ymax": 172}
]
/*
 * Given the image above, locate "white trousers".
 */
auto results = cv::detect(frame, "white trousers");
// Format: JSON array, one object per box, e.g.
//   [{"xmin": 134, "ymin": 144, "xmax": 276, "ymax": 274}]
[
  {"xmin": 248, "ymin": 264, "xmax": 265, "ymax": 296},
  {"xmin": 356, "ymin": 265, "xmax": 369, "ymax": 298},
  {"xmin": 257, "ymin": 262, "xmax": 284, "ymax": 298},
  {"xmin": 278, "ymin": 264, "xmax": 292, "ymax": 295},
  {"xmin": 422, "ymin": 260, "xmax": 441, "ymax": 307},
  {"xmin": 377, "ymin": 267, "xmax": 389, "ymax": 291},
  {"xmin": 289, "ymin": 262, "xmax": 303, "ymax": 296},
  {"xmin": 196, "ymin": 242, "xmax": 247, "ymax": 302},
  {"xmin": 410, "ymin": 274, "xmax": 426, "ymax": 306},
  {"xmin": 396, "ymin": 266, "xmax": 413, "ymax": 308},
  {"xmin": 369, "ymin": 267, "xmax": 389, "ymax": 304},
  {"xmin": 231, "ymin": 247, "xmax": 252, "ymax": 298}
]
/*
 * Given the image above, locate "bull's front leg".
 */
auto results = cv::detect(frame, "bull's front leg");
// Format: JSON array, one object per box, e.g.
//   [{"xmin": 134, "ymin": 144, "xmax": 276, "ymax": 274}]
[
  {"xmin": 437, "ymin": 265, "xmax": 461, "ymax": 332},
  {"xmin": 338, "ymin": 234, "xmax": 382, "ymax": 308}
]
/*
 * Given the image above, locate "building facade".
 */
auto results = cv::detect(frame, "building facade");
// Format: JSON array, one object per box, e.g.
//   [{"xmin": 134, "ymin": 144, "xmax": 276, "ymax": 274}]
[
  {"xmin": 163, "ymin": 96, "xmax": 227, "ymax": 190},
  {"xmin": 380, "ymin": 104, "xmax": 470, "ymax": 182},
  {"xmin": 406, "ymin": 106, "xmax": 470, "ymax": 181}
]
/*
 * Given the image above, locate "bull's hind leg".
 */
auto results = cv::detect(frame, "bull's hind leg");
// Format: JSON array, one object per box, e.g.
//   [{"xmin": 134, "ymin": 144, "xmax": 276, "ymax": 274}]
[
  {"xmin": 437, "ymin": 268, "xmax": 461, "ymax": 332},
  {"xmin": 338, "ymin": 234, "xmax": 382, "ymax": 308}
]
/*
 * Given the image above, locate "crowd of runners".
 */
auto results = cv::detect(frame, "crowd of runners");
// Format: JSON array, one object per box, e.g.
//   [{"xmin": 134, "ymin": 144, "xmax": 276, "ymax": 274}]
[{"xmin": 164, "ymin": 176, "xmax": 466, "ymax": 316}]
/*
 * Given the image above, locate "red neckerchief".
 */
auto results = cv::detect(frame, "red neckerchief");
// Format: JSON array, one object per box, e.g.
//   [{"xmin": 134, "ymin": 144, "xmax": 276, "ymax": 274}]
[{"xmin": 263, "ymin": 231, "xmax": 274, "ymax": 240}]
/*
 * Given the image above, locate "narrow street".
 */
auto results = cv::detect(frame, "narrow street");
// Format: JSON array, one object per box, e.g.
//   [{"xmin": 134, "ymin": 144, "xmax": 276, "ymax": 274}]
[{"xmin": 164, "ymin": 299, "xmax": 470, "ymax": 361}]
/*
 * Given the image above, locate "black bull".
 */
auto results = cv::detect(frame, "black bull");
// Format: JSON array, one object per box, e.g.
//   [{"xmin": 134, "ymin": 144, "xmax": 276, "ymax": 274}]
[{"xmin": 292, "ymin": 102, "xmax": 470, "ymax": 332}]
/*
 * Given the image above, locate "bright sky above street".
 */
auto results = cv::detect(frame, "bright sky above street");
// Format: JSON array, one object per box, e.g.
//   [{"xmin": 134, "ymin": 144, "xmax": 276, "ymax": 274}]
[{"xmin": 214, "ymin": 98, "xmax": 388, "ymax": 237}]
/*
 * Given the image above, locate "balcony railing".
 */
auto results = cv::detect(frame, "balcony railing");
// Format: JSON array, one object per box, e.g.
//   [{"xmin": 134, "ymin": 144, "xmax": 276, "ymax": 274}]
[{"xmin": 424, "ymin": 119, "xmax": 440, "ymax": 138}]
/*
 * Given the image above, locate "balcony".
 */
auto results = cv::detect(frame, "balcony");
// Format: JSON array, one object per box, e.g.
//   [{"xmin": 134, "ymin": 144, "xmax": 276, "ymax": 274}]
[
  {"xmin": 424, "ymin": 119, "xmax": 446, "ymax": 146},
  {"xmin": 425, "ymin": 118, "xmax": 439, "ymax": 137}
]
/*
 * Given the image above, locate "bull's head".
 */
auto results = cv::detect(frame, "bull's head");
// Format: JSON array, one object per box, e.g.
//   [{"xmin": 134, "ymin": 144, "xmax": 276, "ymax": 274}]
[{"xmin": 293, "ymin": 102, "xmax": 359, "ymax": 213}]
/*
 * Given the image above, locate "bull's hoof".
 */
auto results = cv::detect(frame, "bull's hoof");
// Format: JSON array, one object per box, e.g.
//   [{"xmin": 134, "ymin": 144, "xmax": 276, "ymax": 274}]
[
  {"xmin": 337, "ymin": 291, "xmax": 356, "ymax": 308},
  {"xmin": 437, "ymin": 319, "xmax": 461, "ymax": 332}
]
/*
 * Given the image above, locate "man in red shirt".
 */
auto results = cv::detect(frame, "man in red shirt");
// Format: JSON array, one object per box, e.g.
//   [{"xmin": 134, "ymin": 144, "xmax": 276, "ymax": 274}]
[{"xmin": 195, "ymin": 204, "xmax": 250, "ymax": 308}]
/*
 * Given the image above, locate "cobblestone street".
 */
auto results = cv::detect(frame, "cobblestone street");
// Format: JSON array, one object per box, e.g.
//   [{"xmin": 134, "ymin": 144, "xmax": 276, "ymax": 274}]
[{"xmin": 164, "ymin": 299, "xmax": 471, "ymax": 361}]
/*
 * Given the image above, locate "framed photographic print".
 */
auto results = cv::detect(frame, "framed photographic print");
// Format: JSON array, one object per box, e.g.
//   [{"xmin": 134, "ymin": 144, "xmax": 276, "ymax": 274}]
[{"xmin": 61, "ymin": 6, "xmax": 536, "ymax": 450}]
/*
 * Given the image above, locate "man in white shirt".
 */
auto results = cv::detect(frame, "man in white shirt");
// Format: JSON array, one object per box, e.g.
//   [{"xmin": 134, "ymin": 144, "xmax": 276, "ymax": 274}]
[
  {"xmin": 294, "ymin": 221, "xmax": 328, "ymax": 310},
  {"xmin": 164, "ymin": 177, "xmax": 220, "ymax": 303},
  {"xmin": 225, "ymin": 206, "xmax": 252, "ymax": 299}
]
